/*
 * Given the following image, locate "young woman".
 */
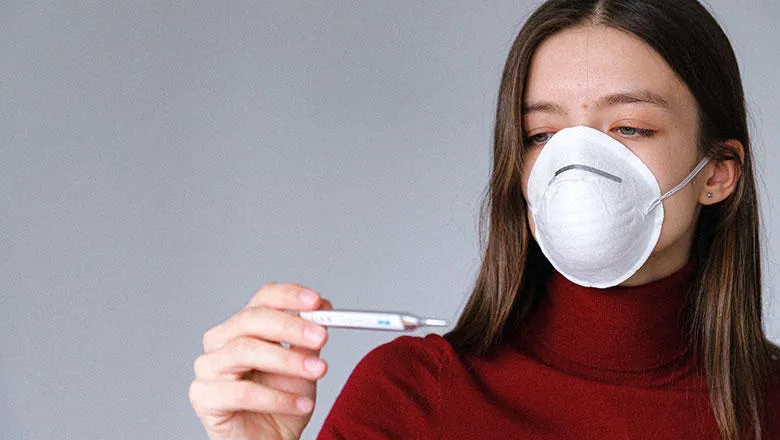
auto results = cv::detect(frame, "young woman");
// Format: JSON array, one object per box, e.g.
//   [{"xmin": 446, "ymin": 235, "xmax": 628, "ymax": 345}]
[{"xmin": 189, "ymin": 0, "xmax": 780, "ymax": 438}]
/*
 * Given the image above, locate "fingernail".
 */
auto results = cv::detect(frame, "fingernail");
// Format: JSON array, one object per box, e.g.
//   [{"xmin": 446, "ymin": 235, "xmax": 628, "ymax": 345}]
[
  {"xmin": 299, "ymin": 288, "xmax": 319, "ymax": 305},
  {"xmin": 303, "ymin": 325, "xmax": 325, "ymax": 343},
  {"xmin": 304, "ymin": 357, "xmax": 325, "ymax": 374},
  {"xmin": 296, "ymin": 397, "xmax": 314, "ymax": 413}
]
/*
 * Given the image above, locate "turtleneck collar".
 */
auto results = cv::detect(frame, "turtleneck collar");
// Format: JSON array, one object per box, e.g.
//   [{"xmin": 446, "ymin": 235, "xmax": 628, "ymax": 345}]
[{"xmin": 519, "ymin": 258, "xmax": 704, "ymax": 388}]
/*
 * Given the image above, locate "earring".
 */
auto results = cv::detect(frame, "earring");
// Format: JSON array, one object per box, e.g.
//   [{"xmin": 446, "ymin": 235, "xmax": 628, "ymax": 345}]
[{"xmin": 707, "ymin": 192, "xmax": 713, "ymax": 198}]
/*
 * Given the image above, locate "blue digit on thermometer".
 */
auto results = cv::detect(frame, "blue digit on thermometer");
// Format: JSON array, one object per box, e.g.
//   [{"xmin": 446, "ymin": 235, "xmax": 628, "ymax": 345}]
[{"xmin": 299, "ymin": 310, "xmax": 448, "ymax": 331}]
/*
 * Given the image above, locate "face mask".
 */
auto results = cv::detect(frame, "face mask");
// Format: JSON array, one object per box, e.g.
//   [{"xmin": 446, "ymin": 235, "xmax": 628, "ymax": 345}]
[{"xmin": 526, "ymin": 126, "xmax": 709, "ymax": 288}]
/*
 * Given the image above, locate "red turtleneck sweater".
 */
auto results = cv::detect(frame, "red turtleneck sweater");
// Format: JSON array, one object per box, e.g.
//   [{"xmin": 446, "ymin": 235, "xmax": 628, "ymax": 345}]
[{"xmin": 318, "ymin": 261, "xmax": 780, "ymax": 439}]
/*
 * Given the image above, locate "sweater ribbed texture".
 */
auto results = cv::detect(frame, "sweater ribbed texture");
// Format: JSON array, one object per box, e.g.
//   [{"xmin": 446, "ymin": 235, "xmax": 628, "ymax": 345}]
[{"xmin": 319, "ymin": 260, "xmax": 779, "ymax": 439}]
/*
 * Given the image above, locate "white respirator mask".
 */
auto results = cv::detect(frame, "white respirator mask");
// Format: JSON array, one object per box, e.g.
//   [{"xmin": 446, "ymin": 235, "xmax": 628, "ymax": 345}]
[{"xmin": 526, "ymin": 126, "xmax": 710, "ymax": 288}]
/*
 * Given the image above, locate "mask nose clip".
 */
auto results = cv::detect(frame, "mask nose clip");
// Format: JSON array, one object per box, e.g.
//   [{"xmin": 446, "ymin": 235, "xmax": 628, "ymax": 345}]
[{"xmin": 553, "ymin": 164, "xmax": 623, "ymax": 183}]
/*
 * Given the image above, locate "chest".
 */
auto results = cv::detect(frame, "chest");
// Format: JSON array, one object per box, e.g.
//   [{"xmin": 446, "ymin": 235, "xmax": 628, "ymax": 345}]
[{"xmin": 437, "ymin": 363, "xmax": 720, "ymax": 439}]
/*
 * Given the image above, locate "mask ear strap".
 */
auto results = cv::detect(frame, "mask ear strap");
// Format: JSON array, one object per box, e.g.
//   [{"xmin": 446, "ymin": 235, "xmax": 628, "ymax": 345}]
[{"xmin": 645, "ymin": 157, "xmax": 710, "ymax": 216}]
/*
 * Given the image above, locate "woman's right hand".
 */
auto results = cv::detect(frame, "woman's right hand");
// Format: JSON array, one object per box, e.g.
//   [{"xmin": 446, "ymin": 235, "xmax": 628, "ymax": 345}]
[{"xmin": 189, "ymin": 282, "xmax": 331, "ymax": 440}]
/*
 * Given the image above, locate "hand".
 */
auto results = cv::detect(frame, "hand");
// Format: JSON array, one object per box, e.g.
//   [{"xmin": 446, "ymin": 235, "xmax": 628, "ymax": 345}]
[{"xmin": 190, "ymin": 282, "xmax": 331, "ymax": 440}]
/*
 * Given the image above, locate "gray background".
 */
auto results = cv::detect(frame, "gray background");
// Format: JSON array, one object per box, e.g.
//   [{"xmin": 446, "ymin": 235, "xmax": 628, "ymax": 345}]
[{"xmin": 2, "ymin": 1, "xmax": 778, "ymax": 439}]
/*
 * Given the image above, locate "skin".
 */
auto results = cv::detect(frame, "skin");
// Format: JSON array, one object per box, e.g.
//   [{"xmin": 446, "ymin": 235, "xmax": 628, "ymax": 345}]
[
  {"xmin": 520, "ymin": 25, "xmax": 743, "ymax": 286},
  {"xmin": 189, "ymin": 24, "xmax": 748, "ymax": 440},
  {"xmin": 190, "ymin": 283, "xmax": 331, "ymax": 440}
]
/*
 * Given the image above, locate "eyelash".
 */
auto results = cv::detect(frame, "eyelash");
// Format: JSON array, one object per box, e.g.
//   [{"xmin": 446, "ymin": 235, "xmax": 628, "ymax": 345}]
[{"xmin": 525, "ymin": 127, "xmax": 656, "ymax": 146}]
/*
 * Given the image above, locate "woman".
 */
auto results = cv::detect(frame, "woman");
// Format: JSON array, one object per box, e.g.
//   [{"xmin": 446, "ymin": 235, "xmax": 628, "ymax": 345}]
[{"xmin": 189, "ymin": 0, "xmax": 780, "ymax": 438}]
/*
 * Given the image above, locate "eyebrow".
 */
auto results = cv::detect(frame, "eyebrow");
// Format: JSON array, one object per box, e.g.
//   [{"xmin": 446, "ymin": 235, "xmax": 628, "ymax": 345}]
[{"xmin": 522, "ymin": 90, "xmax": 672, "ymax": 115}]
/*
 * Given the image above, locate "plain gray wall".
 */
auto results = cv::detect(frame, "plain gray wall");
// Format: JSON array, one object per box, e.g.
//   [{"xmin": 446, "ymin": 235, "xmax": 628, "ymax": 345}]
[{"xmin": 2, "ymin": 1, "xmax": 778, "ymax": 439}]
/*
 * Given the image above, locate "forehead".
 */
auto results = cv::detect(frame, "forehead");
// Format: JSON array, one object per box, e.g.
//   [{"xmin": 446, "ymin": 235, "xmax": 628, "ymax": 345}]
[{"xmin": 524, "ymin": 25, "xmax": 692, "ymax": 111}]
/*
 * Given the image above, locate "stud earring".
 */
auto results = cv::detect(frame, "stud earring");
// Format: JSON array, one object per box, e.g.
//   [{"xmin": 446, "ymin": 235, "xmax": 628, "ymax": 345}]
[{"xmin": 707, "ymin": 192, "xmax": 713, "ymax": 198}]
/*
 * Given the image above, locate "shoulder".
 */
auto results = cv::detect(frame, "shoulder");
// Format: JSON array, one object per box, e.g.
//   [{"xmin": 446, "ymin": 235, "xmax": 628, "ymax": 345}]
[
  {"xmin": 766, "ymin": 345, "xmax": 780, "ymax": 432},
  {"xmin": 349, "ymin": 333, "xmax": 454, "ymax": 382},
  {"xmin": 767, "ymin": 344, "xmax": 780, "ymax": 397},
  {"xmin": 362, "ymin": 333, "xmax": 454, "ymax": 364},
  {"xmin": 318, "ymin": 334, "xmax": 455, "ymax": 438}
]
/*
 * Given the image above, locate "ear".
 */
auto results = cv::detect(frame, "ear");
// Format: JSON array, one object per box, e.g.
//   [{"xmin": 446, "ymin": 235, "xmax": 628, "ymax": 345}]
[{"xmin": 699, "ymin": 139, "xmax": 744, "ymax": 205}]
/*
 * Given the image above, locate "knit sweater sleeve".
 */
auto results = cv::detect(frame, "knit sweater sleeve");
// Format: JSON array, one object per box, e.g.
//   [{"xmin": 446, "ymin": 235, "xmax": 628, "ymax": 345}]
[{"xmin": 317, "ymin": 334, "xmax": 451, "ymax": 439}]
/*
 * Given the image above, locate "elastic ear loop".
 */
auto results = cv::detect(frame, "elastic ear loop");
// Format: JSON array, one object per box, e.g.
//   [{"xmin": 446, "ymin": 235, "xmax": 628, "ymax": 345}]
[{"xmin": 645, "ymin": 157, "xmax": 710, "ymax": 216}]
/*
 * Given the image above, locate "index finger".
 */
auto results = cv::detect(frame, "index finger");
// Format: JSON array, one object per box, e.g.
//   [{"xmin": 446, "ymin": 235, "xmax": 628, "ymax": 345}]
[
  {"xmin": 247, "ymin": 282, "xmax": 322, "ymax": 311},
  {"xmin": 291, "ymin": 298, "xmax": 334, "ymax": 357}
]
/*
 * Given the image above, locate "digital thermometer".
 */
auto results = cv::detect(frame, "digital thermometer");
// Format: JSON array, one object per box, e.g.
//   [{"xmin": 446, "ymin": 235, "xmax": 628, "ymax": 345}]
[{"xmin": 299, "ymin": 310, "xmax": 448, "ymax": 331}]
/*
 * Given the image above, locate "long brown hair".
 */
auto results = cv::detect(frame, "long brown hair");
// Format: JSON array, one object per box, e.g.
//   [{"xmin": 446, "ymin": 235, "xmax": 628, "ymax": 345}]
[{"xmin": 444, "ymin": 1, "xmax": 780, "ymax": 438}]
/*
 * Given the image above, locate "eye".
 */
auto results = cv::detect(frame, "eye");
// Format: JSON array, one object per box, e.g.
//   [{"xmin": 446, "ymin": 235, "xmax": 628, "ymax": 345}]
[
  {"xmin": 615, "ymin": 126, "xmax": 655, "ymax": 137},
  {"xmin": 526, "ymin": 132, "xmax": 554, "ymax": 145}
]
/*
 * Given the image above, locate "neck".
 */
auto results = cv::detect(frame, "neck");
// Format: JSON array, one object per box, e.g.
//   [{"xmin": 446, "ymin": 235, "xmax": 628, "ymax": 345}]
[{"xmin": 520, "ymin": 258, "xmax": 701, "ymax": 387}]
